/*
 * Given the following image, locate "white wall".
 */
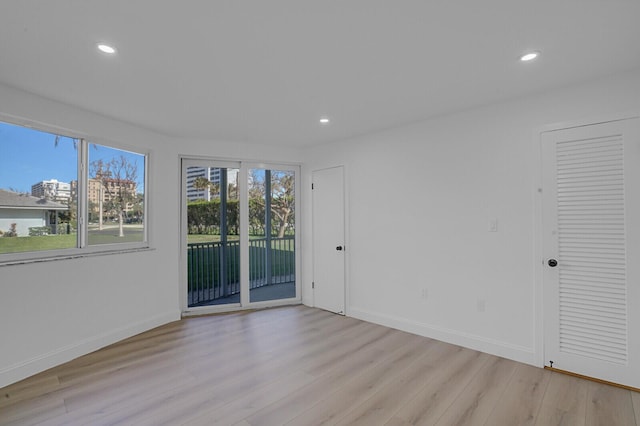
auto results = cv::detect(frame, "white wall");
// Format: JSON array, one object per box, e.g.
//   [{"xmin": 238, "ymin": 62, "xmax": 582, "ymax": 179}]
[
  {"xmin": 0, "ymin": 209, "xmax": 46, "ymax": 237},
  {"xmin": 3, "ymin": 67, "xmax": 639, "ymax": 388},
  {"xmin": 302, "ymin": 69, "xmax": 640, "ymax": 366},
  {"xmin": 0, "ymin": 83, "xmax": 182, "ymax": 388},
  {"xmin": 0, "ymin": 83, "xmax": 303, "ymax": 388}
]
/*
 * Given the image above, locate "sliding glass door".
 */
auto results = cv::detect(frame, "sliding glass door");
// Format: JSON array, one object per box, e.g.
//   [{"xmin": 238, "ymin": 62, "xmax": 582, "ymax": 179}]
[
  {"xmin": 249, "ymin": 168, "xmax": 296, "ymax": 303},
  {"xmin": 182, "ymin": 160, "xmax": 299, "ymax": 312},
  {"xmin": 184, "ymin": 161, "xmax": 240, "ymax": 307}
]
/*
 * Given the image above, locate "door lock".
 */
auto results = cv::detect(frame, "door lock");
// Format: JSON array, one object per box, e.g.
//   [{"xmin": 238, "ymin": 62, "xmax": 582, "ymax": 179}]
[
  {"xmin": 336, "ymin": 246, "xmax": 343, "ymax": 251},
  {"xmin": 548, "ymin": 259, "xmax": 558, "ymax": 267}
]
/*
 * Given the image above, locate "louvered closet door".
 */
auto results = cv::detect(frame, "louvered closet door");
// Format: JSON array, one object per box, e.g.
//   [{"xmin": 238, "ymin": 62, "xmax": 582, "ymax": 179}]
[{"xmin": 542, "ymin": 118, "xmax": 640, "ymax": 389}]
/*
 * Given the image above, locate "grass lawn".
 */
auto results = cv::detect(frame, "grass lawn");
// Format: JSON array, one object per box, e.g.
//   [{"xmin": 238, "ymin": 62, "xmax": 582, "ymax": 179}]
[
  {"xmin": 0, "ymin": 225, "xmax": 145, "ymax": 254},
  {"xmin": 187, "ymin": 234, "xmax": 240, "ymax": 244},
  {"xmin": 87, "ymin": 225, "xmax": 144, "ymax": 245},
  {"xmin": 187, "ymin": 234, "xmax": 295, "ymax": 288},
  {"xmin": 0, "ymin": 234, "xmax": 77, "ymax": 254},
  {"xmin": 187, "ymin": 234, "xmax": 294, "ymax": 246}
]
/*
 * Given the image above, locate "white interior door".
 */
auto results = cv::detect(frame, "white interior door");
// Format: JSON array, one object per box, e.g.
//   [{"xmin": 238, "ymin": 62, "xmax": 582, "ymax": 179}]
[
  {"xmin": 542, "ymin": 117, "xmax": 640, "ymax": 389},
  {"xmin": 312, "ymin": 166, "xmax": 345, "ymax": 314}
]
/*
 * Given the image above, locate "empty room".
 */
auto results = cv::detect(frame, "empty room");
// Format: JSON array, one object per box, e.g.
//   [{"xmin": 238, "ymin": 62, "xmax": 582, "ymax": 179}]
[{"xmin": 1, "ymin": 1, "xmax": 640, "ymax": 425}]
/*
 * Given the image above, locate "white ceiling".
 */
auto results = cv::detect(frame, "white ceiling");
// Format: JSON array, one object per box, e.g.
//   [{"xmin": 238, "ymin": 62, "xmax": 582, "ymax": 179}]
[{"xmin": 1, "ymin": 1, "xmax": 639, "ymax": 147}]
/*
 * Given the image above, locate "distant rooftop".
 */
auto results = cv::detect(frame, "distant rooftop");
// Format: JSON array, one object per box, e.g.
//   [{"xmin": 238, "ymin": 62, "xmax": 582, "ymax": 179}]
[{"xmin": 0, "ymin": 189, "xmax": 68, "ymax": 210}]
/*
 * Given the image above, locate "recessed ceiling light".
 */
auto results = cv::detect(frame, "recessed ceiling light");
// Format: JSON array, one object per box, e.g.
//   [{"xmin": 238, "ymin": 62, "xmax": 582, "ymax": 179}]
[
  {"xmin": 97, "ymin": 43, "xmax": 117, "ymax": 54},
  {"xmin": 520, "ymin": 51, "xmax": 540, "ymax": 62},
  {"xmin": 319, "ymin": 117, "xmax": 330, "ymax": 125}
]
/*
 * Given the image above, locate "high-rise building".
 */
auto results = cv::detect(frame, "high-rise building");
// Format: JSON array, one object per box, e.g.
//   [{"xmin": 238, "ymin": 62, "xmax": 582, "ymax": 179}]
[
  {"xmin": 185, "ymin": 167, "xmax": 221, "ymax": 201},
  {"xmin": 70, "ymin": 178, "xmax": 137, "ymax": 212},
  {"xmin": 31, "ymin": 179, "xmax": 71, "ymax": 203}
]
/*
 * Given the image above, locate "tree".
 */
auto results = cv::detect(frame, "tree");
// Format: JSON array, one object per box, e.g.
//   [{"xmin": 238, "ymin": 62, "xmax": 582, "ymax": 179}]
[
  {"xmin": 192, "ymin": 177, "xmax": 210, "ymax": 196},
  {"xmin": 271, "ymin": 171, "xmax": 295, "ymax": 237},
  {"xmin": 90, "ymin": 156, "xmax": 139, "ymax": 237},
  {"xmin": 192, "ymin": 176, "xmax": 223, "ymax": 200},
  {"xmin": 248, "ymin": 170, "xmax": 295, "ymax": 238}
]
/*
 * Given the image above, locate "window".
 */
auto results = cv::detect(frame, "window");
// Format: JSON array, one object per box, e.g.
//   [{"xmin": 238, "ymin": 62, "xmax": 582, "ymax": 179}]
[
  {"xmin": 0, "ymin": 120, "xmax": 147, "ymax": 262},
  {"xmin": 87, "ymin": 143, "xmax": 145, "ymax": 245}
]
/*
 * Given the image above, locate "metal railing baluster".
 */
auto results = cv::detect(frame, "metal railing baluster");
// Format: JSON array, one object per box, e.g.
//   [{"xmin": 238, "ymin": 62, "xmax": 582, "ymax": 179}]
[{"xmin": 187, "ymin": 236, "xmax": 295, "ymax": 306}]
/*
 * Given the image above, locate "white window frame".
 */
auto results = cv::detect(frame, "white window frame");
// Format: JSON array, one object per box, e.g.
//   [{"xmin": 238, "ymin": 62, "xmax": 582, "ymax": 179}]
[{"xmin": 0, "ymin": 118, "xmax": 149, "ymax": 265}]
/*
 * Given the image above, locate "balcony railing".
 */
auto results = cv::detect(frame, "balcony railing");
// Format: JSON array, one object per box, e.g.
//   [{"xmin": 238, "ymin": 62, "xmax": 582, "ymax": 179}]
[{"xmin": 187, "ymin": 236, "xmax": 295, "ymax": 306}]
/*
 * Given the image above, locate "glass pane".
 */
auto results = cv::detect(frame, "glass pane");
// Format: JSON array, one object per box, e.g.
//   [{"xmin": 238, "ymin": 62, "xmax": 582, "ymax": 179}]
[
  {"xmin": 87, "ymin": 143, "xmax": 145, "ymax": 245},
  {"xmin": 249, "ymin": 168, "xmax": 296, "ymax": 302},
  {"xmin": 186, "ymin": 167, "xmax": 240, "ymax": 307},
  {"xmin": 0, "ymin": 121, "xmax": 78, "ymax": 254}
]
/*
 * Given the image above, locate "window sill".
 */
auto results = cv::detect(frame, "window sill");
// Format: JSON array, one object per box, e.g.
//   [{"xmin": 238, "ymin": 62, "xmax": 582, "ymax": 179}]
[{"xmin": 0, "ymin": 246, "xmax": 155, "ymax": 267}]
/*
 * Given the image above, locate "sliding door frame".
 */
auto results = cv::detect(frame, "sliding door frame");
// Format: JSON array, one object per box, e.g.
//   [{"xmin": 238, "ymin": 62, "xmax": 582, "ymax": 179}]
[{"xmin": 180, "ymin": 157, "xmax": 301, "ymax": 316}]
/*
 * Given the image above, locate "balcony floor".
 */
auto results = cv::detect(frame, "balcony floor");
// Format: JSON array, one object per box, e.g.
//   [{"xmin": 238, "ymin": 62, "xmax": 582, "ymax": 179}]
[{"xmin": 188, "ymin": 282, "xmax": 296, "ymax": 307}]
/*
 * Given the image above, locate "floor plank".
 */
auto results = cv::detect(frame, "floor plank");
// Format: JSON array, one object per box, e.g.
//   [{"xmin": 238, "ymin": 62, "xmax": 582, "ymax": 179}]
[
  {"xmin": 0, "ymin": 306, "xmax": 637, "ymax": 426},
  {"xmin": 0, "ymin": 375, "xmax": 60, "ymax": 410},
  {"xmin": 484, "ymin": 363, "xmax": 550, "ymax": 425},
  {"xmin": 633, "ymin": 391, "xmax": 640, "ymax": 425},
  {"xmin": 385, "ymin": 346, "xmax": 489, "ymax": 425},
  {"xmin": 182, "ymin": 370, "xmax": 317, "ymax": 425},
  {"xmin": 284, "ymin": 336, "xmax": 441, "ymax": 426},
  {"xmin": 433, "ymin": 356, "xmax": 519, "ymax": 425},
  {"xmin": 244, "ymin": 330, "xmax": 427, "ymax": 425},
  {"xmin": 585, "ymin": 381, "xmax": 636, "ymax": 426},
  {"xmin": 0, "ymin": 393, "xmax": 66, "ymax": 426},
  {"xmin": 535, "ymin": 371, "xmax": 589, "ymax": 426},
  {"xmin": 331, "ymin": 340, "xmax": 456, "ymax": 426}
]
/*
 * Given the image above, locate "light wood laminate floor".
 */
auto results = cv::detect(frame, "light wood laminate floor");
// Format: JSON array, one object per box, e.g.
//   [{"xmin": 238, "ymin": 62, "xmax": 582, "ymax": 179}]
[{"xmin": 1, "ymin": 306, "xmax": 639, "ymax": 425}]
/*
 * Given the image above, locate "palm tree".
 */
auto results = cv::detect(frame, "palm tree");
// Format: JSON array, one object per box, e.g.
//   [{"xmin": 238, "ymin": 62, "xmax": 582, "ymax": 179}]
[{"xmin": 192, "ymin": 177, "xmax": 212, "ymax": 199}]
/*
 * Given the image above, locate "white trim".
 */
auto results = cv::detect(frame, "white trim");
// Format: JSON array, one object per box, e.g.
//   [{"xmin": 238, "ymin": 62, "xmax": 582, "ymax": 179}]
[
  {"xmin": 343, "ymin": 165, "xmax": 349, "ymax": 316},
  {"xmin": 239, "ymin": 165, "xmax": 250, "ymax": 306},
  {"xmin": 0, "ymin": 206, "xmax": 68, "ymax": 211},
  {"xmin": 349, "ymin": 306, "xmax": 537, "ymax": 366},
  {"xmin": 538, "ymin": 111, "xmax": 640, "ymax": 134},
  {"xmin": 0, "ymin": 310, "xmax": 180, "ymax": 389},
  {"xmin": 0, "ymin": 247, "xmax": 155, "ymax": 267},
  {"xmin": 532, "ymin": 127, "xmax": 545, "ymax": 368},
  {"xmin": 182, "ymin": 300, "xmax": 302, "ymax": 317},
  {"xmin": 0, "ymin": 112, "xmax": 151, "ymax": 165}
]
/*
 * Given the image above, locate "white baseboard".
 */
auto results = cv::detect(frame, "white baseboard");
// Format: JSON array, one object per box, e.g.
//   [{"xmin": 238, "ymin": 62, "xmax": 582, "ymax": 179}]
[
  {"xmin": 349, "ymin": 306, "xmax": 538, "ymax": 366},
  {"xmin": 0, "ymin": 310, "xmax": 181, "ymax": 388}
]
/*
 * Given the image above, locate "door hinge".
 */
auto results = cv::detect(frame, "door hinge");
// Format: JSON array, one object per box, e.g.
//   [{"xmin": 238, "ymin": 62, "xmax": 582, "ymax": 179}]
[
  {"xmin": 312, "ymin": 183, "xmax": 314, "ymax": 190},
  {"xmin": 312, "ymin": 281, "xmax": 315, "ymax": 289}
]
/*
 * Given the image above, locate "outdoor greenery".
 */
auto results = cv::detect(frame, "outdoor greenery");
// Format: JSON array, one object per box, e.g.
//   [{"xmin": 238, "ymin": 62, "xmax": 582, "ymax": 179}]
[
  {"xmin": 187, "ymin": 238, "xmax": 295, "ymax": 291},
  {"xmin": 90, "ymin": 155, "xmax": 142, "ymax": 237},
  {"xmin": 0, "ymin": 234, "xmax": 77, "ymax": 253},
  {"xmin": 187, "ymin": 169, "xmax": 295, "ymax": 238},
  {"xmin": 186, "ymin": 169, "xmax": 296, "ymax": 303},
  {"xmin": 187, "ymin": 199, "xmax": 240, "ymax": 235},
  {"xmin": 0, "ymin": 225, "xmax": 144, "ymax": 254}
]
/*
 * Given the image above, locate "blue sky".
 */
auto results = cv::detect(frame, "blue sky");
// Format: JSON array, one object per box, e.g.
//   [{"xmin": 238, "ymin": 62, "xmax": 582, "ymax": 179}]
[{"xmin": 0, "ymin": 121, "xmax": 144, "ymax": 194}]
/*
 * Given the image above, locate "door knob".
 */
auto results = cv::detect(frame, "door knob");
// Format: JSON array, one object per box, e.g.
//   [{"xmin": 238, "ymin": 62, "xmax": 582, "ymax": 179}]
[
  {"xmin": 548, "ymin": 259, "xmax": 558, "ymax": 267},
  {"xmin": 336, "ymin": 246, "xmax": 343, "ymax": 251}
]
